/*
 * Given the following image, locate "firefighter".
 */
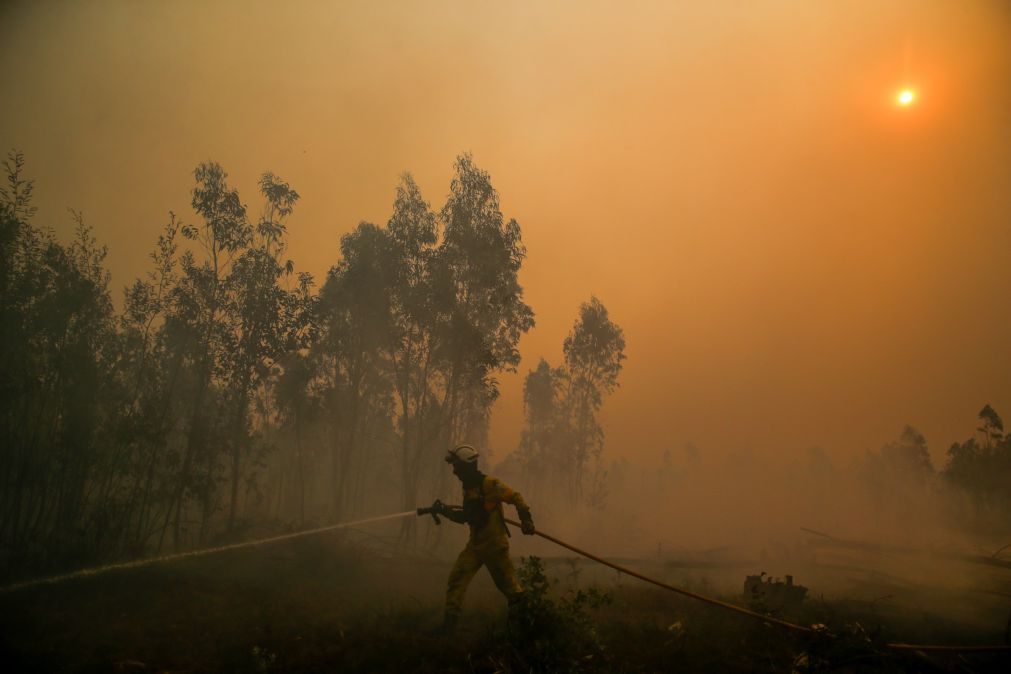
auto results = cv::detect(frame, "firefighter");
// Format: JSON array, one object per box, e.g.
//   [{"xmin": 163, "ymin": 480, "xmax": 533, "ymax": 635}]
[{"xmin": 432, "ymin": 444, "xmax": 535, "ymax": 634}]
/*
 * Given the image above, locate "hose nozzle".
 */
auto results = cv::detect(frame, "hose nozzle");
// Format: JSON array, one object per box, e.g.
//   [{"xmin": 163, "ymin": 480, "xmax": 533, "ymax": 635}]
[{"xmin": 417, "ymin": 499, "xmax": 444, "ymax": 525}]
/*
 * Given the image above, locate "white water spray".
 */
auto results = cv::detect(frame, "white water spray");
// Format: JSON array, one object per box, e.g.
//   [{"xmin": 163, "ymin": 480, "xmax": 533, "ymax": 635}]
[{"xmin": 0, "ymin": 510, "xmax": 417, "ymax": 594}]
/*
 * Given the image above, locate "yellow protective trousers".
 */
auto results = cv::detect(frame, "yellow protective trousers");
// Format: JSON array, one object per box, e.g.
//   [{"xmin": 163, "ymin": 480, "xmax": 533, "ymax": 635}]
[{"xmin": 444, "ymin": 536, "xmax": 522, "ymax": 619}]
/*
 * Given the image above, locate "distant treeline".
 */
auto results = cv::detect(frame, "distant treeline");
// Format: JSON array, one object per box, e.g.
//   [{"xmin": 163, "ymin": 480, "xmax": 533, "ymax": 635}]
[
  {"xmin": 844, "ymin": 408, "xmax": 1009, "ymax": 538},
  {"xmin": 0, "ymin": 150, "xmax": 629, "ymax": 580}
]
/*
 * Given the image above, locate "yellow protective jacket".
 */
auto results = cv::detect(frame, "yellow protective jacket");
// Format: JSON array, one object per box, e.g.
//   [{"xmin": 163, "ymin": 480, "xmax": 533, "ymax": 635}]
[{"xmin": 461, "ymin": 475, "xmax": 530, "ymax": 544}]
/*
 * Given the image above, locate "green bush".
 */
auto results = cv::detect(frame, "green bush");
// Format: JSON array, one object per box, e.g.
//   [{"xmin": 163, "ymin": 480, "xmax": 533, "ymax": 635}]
[{"xmin": 506, "ymin": 556, "xmax": 612, "ymax": 671}]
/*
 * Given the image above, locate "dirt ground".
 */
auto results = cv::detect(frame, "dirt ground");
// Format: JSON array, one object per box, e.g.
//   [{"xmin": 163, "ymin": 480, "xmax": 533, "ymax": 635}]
[{"xmin": 1, "ymin": 530, "xmax": 1008, "ymax": 673}]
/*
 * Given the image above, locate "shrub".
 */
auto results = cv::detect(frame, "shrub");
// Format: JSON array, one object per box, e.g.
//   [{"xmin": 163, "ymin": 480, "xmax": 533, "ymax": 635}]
[{"xmin": 506, "ymin": 555, "xmax": 612, "ymax": 671}]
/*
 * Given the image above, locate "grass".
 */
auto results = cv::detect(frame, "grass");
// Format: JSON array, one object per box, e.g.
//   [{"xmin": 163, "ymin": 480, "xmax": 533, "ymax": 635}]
[{"xmin": 0, "ymin": 535, "xmax": 1007, "ymax": 673}]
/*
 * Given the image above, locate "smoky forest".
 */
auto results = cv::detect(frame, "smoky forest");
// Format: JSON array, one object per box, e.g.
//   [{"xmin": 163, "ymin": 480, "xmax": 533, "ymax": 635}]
[
  {"xmin": 0, "ymin": 148, "xmax": 1008, "ymax": 673},
  {"xmin": 2, "ymin": 4, "xmax": 1011, "ymax": 673}
]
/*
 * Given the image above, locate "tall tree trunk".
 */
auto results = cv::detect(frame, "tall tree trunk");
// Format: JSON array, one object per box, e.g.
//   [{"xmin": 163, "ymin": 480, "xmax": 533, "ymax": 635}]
[
  {"xmin": 295, "ymin": 408, "xmax": 305, "ymax": 527},
  {"xmin": 227, "ymin": 386, "xmax": 249, "ymax": 532}
]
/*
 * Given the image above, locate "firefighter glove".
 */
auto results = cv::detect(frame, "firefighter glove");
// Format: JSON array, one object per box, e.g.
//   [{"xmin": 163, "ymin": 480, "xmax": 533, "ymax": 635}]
[{"xmin": 518, "ymin": 508, "xmax": 535, "ymax": 535}]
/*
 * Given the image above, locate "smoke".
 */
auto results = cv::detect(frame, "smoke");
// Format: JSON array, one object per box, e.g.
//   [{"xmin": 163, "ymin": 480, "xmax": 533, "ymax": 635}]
[{"xmin": 492, "ymin": 436, "xmax": 1009, "ymax": 630}]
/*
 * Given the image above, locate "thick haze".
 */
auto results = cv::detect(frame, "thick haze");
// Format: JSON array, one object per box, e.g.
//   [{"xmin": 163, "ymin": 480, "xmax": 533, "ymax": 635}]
[{"xmin": 2, "ymin": 0, "xmax": 1009, "ymax": 467}]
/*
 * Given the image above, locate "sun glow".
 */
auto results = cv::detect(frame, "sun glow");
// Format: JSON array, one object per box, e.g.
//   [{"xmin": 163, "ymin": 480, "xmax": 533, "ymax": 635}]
[{"xmin": 897, "ymin": 88, "xmax": 916, "ymax": 106}]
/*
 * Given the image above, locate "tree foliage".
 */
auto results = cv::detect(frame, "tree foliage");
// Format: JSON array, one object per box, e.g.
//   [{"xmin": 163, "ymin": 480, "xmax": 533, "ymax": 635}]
[
  {"xmin": 0, "ymin": 149, "xmax": 536, "ymax": 579},
  {"xmin": 945, "ymin": 404, "xmax": 1011, "ymax": 522},
  {"xmin": 4, "ymin": 146, "xmax": 1007, "ymax": 583},
  {"xmin": 517, "ymin": 297, "xmax": 625, "ymax": 508}
]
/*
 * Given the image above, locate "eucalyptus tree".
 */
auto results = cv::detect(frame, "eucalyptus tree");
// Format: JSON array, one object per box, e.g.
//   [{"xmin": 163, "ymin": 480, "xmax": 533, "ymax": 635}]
[
  {"xmin": 382, "ymin": 174, "xmax": 441, "ymax": 526},
  {"xmin": 315, "ymin": 220, "xmax": 396, "ymax": 521},
  {"xmin": 0, "ymin": 151, "xmax": 36, "ymax": 309},
  {"xmin": 0, "ymin": 153, "xmax": 119, "ymax": 572},
  {"xmin": 389, "ymin": 157, "xmax": 534, "ymax": 535},
  {"xmin": 561, "ymin": 296, "xmax": 625, "ymax": 501},
  {"xmin": 221, "ymin": 172, "xmax": 301, "ymax": 530},
  {"xmin": 879, "ymin": 425, "xmax": 934, "ymax": 481},
  {"xmin": 945, "ymin": 405, "xmax": 1011, "ymax": 520},
  {"xmin": 0, "ymin": 151, "xmax": 38, "ymax": 550},
  {"xmin": 314, "ymin": 158, "xmax": 535, "ymax": 534},
  {"xmin": 165, "ymin": 162, "xmax": 252, "ymax": 548},
  {"xmin": 101, "ymin": 214, "xmax": 183, "ymax": 554},
  {"xmin": 273, "ymin": 348, "xmax": 317, "ymax": 525},
  {"xmin": 517, "ymin": 358, "xmax": 569, "ymax": 502},
  {"xmin": 39, "ymin": 215, "xmax": 117, "ymax": 552},
  {"xmin": 977, "ymin": 404, "xmax": 1004, "ymax": 448},
  {"xmin": 434, "ymin": 154, "xmax": 534, "ymax": 446}
]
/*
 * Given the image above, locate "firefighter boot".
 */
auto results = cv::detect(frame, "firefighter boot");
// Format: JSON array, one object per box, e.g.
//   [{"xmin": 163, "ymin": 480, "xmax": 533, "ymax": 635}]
[{"xmin": 435, "ymin": 612, "xmax": 458, "ymax": 637}]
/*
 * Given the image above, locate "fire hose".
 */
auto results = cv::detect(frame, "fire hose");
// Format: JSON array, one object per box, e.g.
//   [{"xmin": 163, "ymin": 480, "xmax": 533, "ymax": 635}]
[
  {"xmin": 502, "ymin": 517, "xmax": 810, "ymax": 633},
  {"xmin": 3, "ymin": 506, "xmax": 1007, "ymax": 655},
  {"xmin": 416, "ymin": 502, "xmax": 1009, "ymax": 652},
  {"xmin": 496, "ymin": 516, "xmax": 1011, "ymax": 655}
]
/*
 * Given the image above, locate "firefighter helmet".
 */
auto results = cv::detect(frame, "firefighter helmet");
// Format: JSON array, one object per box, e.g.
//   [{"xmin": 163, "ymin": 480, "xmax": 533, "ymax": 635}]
[{"xmin": 445, "ymin": 444, "xmax": 479, "ymax": 465}]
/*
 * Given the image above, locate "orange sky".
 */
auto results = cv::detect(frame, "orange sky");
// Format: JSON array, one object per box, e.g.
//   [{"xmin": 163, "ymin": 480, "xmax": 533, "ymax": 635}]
[{"xmin": 2, "ymin": 0, "xmax": 1009, "ymax": 467}]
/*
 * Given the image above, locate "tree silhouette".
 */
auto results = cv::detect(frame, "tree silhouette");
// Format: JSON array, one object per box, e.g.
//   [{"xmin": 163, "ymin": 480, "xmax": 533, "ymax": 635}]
[
  {"xmin": 221, "ymin": 172, "xmax": 301, "ymax": 530},
  {"xmin": 945, "ymin": 404, "xmax": 1011, "ymax": 523},
  {"xmin": 517, "ymin": 358, "xmax": 568, "ymax": 503},
  {"xmin": 977, "ymin": 404, "xmax": 1004, "ymax": 448},
  {"xmin": 316, "ymin": 220, "xmax": 396, "ymax": 522},
  {"xmin": 562, "ymin": 296, "xmax": 626, "ymax": 500},
  {"xmin": 517, "ymin": 297, "xmax": 625, "ymax": 506}
]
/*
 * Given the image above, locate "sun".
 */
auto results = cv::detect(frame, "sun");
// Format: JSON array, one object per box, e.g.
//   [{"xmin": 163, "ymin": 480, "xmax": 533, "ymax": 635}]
[{"xmin": 896, "ymin": 88, "xmax": 916, "ymax": 107}]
